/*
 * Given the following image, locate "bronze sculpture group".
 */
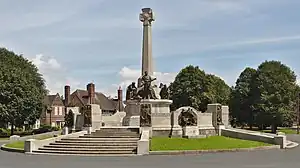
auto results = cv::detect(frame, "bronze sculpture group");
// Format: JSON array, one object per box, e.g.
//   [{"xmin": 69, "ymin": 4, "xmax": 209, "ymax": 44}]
[
  {"xmin": 178, "ymin": 108, "xmax": 197, "ymax": 127},
  {"xmin": 126, "ymin": 71, "xmax": 169, "ymax": 100}
]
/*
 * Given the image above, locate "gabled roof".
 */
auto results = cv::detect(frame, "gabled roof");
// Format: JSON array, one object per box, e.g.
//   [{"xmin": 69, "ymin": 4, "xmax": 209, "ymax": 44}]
[
  {"xmin": 70, "ymin": 89, "xmax": 122, "ymax": 111},
  {"xmin": 43, "ymin": 94, "xmax": 60, "ymax": 106}
]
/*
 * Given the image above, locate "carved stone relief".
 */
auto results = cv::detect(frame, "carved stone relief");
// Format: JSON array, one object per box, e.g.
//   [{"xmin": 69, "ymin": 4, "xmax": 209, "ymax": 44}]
[
  {"xmin": 178, "ymin": 108, "xmax": 197, "ymax": 127},
  {"xmin": 140, "ymin": 104, "xmax": 152, "ymax": 127},
  {"xmin": 82, "ymin": 105, "xmax": 92, "ymax": 127}
]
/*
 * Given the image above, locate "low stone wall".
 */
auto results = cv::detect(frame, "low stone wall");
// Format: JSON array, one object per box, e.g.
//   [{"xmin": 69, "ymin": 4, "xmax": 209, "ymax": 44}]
[
  {"xmin": 151, "ymin": 126, "xmax": 216, "ymax": 137},
  {"xmin": 24, "ymin": 131, "xmax": 87, "ymax": 153},
  {"xmin": 102, "ymin": 111, "xmax": 126, "ymax": 127},
  {"xmin": 14, "ymin": 131, "xmax": 62, "ymax": 141},
  {"xmin": 199, "ymin": 127, "xmax": 216, "ymax": 136},
  {"xmin": 221, "ymin": 128, "xmax": 286, "ymax": 149}
]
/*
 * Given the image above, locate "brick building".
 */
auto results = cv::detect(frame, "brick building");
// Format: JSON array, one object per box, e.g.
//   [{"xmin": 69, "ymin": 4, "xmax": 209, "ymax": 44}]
[
  {"xmin": 40, "ymin": 93, "xmax": 65, "ymax": 128},
  {"xmin": 64, "ymin": 83, "xmax": 124, "ymax": 116}
]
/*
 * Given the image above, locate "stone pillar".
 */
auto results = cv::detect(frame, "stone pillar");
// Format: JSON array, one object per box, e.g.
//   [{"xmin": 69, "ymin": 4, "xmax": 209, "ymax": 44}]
[
  {"xmin": 140, "ymin": 8, "xmax": 155, "ymax": 76},
  {"xmin": 87, "ymin": 83, "xmax": 95, "ymax": 104}
]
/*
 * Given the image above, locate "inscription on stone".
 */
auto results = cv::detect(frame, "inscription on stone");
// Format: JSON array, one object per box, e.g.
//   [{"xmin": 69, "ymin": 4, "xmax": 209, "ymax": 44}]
[
  {"xmin": 140, "ymin": 104, "xmax": 152, "ymax": 127},
  {"xmin": 82, "ymin": 105, "xmax": 92, "ymax": 127}
]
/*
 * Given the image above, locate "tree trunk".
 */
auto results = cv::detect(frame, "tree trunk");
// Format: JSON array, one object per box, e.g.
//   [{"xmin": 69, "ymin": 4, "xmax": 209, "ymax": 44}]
[
  {"xmin": 10, "ymin": 122, "xmax": 14, "ymax": 135},
  {"xmin": 271, "ymin": 123, "xmax": 277, "ymax": 134}
]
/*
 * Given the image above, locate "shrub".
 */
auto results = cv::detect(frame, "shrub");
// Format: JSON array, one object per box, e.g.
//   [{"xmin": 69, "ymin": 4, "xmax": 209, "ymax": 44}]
[
  {"xmin": 31, "ymin": 125, "xmax": 60, "ymax": 134},
  {"xmin": 0, "ymin": 128, "xmax": 10, "ymax": 137}
]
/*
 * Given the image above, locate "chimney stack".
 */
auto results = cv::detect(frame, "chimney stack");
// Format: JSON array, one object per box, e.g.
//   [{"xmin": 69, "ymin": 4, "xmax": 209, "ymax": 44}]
[
  {"xmin": 64, "ymin": 85, "xmax": 70, "ymax": 106},
  {"xmin": 117, "ymin": 86, "xmax": 122, "ymax": 112},
  {"xmin": 87, "ymin": 83, "xmax": 95, "ymax": 104},
  {"xmin": 118, "ymin": 86, "xmax": 123, "ymax": 102}
]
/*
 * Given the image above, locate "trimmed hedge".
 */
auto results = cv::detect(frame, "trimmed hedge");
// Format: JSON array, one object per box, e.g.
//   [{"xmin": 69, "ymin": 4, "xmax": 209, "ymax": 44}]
[{"xmin": 0, "ymin": 125, "xmax": 60, "ymax": 138}]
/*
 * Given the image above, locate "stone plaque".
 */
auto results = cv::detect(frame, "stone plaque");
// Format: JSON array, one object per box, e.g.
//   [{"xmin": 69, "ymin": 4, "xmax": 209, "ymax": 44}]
[
  {"xmin": 82, "ymin": 105, "xmax": 92, "ymax": 127},
  {"xmin": 140, "ymin": 104, "xmax": 152, "ymax": 127}
]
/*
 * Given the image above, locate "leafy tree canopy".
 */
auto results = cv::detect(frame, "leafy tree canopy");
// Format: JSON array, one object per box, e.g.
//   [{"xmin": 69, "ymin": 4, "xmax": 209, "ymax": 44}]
[
  {"xmin": 229, "ymin": 67, "xmax": 257, "ymax": 127},
  {"xmin": 253, "ymin": 60, "xmax": 297, "ymax": 128},
  {"xmin": 230, "ymin": 60, "xmax": 299, "ymax": 131},
  {"xmin": 169, "ymin": 65, "xmax": 230, "ymax": 112},
  {"xmin": 0, "ymin": 48, "xmax": 48, "ymax": 133}
]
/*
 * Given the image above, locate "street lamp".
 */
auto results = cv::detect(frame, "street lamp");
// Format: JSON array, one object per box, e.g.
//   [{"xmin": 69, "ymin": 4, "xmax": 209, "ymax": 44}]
[
  {"xmin": 297, "ymin": 92, "xmax": 300, "ymax": 134},
  {"xmin": 46, "ymin": 106, "xmax": 52, "ymax": 126}
]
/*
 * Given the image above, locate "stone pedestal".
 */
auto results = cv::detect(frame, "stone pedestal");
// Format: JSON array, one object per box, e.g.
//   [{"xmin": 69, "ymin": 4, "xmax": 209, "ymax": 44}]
[
  {"xmin": 182, "ymin": 126, "xmax": 201, "ymax": 138},
  {"xmin": 123, "ymin": 100, "xmax": 141, "ymax": 126},
  {"xmin": 140, "ymin": 126, "xmax": 153, "ymax": 138},
  {"xmin": 90, "ymin": 104, "xmax": 102, "ymax": 131},
  {"xmin": 62, "ymin": 127, "xmax": 69, "ymax": 135},
  {"xmin": 123, "ymin": 99, "xmax": 173, "ymax": 128},
  {"xmin": 83, "ymin": 127, "xmax": 92, "ymax": 134},
  {"xmin": 217, "ymin": 124, "xmax": 225, "ymax": 136}
]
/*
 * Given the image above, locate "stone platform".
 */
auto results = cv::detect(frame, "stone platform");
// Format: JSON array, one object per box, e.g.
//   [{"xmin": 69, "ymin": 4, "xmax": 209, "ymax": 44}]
[{"xmin": 123, "ymin": 99, "xmax": 172, "ymax": 128}]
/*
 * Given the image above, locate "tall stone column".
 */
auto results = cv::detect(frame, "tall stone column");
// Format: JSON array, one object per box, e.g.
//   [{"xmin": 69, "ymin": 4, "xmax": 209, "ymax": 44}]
[{"xmin": 140, "ymin": 8, "xmax": 155, "ymax": 76}]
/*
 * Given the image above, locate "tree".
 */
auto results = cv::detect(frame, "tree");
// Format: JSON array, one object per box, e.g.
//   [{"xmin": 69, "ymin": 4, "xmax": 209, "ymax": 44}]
[
  {"xmin": 0, "ymin": 48, "xmax": 48, "ymax": 135},
  {"xmin": 169, "ymin": 65, "xmax": 230, "ymax": 112},
  {"xmin": 252, "ymin": 61, "xmax": 297, "ymax": 133},
  {"xmin": 229, "ymin": 67, "xmax": 257, "ymax": 128},
  {"xmin": 205, "ymin": 74, "xmax": 231, "ymax": 105}
]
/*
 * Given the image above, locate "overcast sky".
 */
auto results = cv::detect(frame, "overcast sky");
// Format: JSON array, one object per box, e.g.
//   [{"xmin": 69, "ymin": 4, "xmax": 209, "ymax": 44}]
[{"xmin": 1, "ymin": 0, "xmax": 300, "ymax": 97}]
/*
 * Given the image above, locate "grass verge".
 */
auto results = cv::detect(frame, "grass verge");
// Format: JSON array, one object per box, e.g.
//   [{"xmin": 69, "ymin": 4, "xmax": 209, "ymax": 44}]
[
  {"xmin": 3, "ymin": 134, "xmax": 58, "ymax": 150},
  {"xmin": 4, "ymin": 141, "xmax": 24, "ymax": 149},
  {"xmin": 150, "ymin": 136, "xmax": 272, "ymax": 151},
  {"xmin": 261, "ymin": 128, "xmax": 296, "ymax": 134}
]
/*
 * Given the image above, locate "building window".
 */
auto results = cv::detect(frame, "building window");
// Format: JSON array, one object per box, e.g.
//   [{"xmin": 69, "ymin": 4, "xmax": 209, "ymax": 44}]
[
  {"xmin": 59, "ymin": 107, "xmax": 63, "ymax": 115},
  {"xmin": 54, "ymin": 107, "xmax": 58, "ymax": 115}
]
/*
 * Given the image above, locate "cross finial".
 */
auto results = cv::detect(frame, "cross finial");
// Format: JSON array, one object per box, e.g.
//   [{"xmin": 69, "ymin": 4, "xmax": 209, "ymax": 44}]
[{"xmin": 140, "ymin": 8, "xmax": 155, "ymax": 26}]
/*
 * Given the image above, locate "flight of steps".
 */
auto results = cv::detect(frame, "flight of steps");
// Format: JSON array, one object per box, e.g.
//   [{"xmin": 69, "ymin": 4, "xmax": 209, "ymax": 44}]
[{"xmin": 33, "ymin": 128, "xmax": 140, "ymax": 156}]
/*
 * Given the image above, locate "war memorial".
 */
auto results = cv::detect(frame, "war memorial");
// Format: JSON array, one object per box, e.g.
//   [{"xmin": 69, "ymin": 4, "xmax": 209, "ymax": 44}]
[{"xmin": 10, "ymin": 8, "xmax": 289, "ymax": 156}]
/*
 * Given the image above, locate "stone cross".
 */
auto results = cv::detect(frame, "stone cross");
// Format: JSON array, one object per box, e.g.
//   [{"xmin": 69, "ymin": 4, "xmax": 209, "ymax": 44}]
[{"xmin": 139, "ymin": 8, "xmax": 155, "ymax": 76}]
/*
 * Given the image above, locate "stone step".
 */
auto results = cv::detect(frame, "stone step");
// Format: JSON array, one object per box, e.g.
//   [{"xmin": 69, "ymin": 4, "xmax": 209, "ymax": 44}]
[
  {"xmin": 86, "ymin": 135, "xmax": 139, "ymax": 138},
  {"xmin": 33, "ymin": 150, "xmax": 136, "ymax": 155},
  {"xmin": 61, "ymin": 137, "xmax": 139, "ymax": 141},
  {"xmin": 98, "ymin": 128, "xmax": 139, "ymax": 132},
  {"xmin": 31, "ymin": 152, "xmax": 137, "ymax": 156},
  {"xmin": 50, "ymin": 142, "xmax": 137, "ymax": 146},
  {"xmin": 80, "ymin": 135, "xmax": 139, "ymax": 138},
  {"xmin": 44, "ymin": 145, "xmax": 137, "ymax": 149},
  {"xmin": 86, "ymin": 134, "xmax": 139, "ymax": 137},
  {"xmin": 90, "ymin": 132, "xmax": 139, "ymax": 136},
  {"xmin": 38, "ymin": 147, "xmax": 136, "ymax": 152},
  {"xmin": 56, "ymin": 140, "xmax": 138, "ymax": 144},
  {"xmin": 93, "ymin": 131, "xmax": 139, "ymax": 135}
]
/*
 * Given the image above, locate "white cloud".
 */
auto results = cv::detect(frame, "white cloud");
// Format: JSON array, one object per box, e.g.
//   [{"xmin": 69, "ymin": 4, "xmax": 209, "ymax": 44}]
[
  {"xmin": 30, "ymin": 54, "xmax": 81, "ymax": 95},
  {"xmin": 102, "ymin": 66, "xmax": 176, "ymax": 98}
]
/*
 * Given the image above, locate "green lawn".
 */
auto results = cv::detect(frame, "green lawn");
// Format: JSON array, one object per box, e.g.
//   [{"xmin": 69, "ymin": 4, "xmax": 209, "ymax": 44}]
[
  {"xmin": 0, "ymin": 137, "xmax": 9, "ymax": 140},
  {"xmin": 5, "ymin": 141, "xmax": 24, "ymax": 149},
  {"xmin": 150, "ymin": 136, "xmax": 271, "ymax": 151},
  {"xmin": 261, "ymin": 128, "xmax": 297, "ymax": 134},
  {"xmin": 4, "ymin": 134, "xmax": 57, "ymax": 150}
]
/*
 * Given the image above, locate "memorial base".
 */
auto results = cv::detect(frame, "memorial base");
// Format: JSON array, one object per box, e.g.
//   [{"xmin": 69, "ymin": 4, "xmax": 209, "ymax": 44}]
[
  {"xmin": 182, "ymin": 126, "xmax": 199, "ymax": 138},
  {"xmin": 123, "ymin": 99, "xmax": 173, "ymax": 127}
]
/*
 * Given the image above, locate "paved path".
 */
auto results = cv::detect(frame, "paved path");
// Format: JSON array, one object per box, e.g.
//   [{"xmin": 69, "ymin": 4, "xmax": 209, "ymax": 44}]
[{"xmin": 1, "ymin": 135, "xmax": 300, "ymax": 168}]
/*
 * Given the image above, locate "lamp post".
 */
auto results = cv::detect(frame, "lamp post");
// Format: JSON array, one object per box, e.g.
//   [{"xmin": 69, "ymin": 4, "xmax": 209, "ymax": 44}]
[
  {"xmin": 47, "ymin": 106, "xmax": 52, "ymax": 126},
  {"xmin": 297, "ymin": 92, "xmax": 300, "ymax": 134}
]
